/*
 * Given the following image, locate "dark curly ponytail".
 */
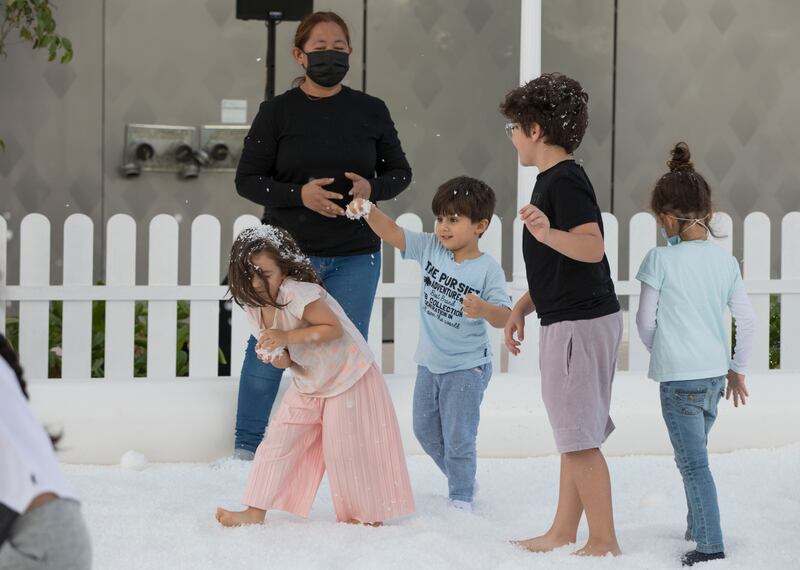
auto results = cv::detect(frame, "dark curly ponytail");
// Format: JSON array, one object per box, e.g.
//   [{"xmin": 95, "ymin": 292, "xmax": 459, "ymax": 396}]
[{"xmin": 650, "ymin": 142, "xmax": 721, "ymax": 238}]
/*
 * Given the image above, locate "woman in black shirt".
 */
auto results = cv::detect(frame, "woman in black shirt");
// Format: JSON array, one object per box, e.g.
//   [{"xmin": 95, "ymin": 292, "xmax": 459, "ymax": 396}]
[{"xmin": 232, "ymin": 11, "xmax": 412, "ymax": 458}]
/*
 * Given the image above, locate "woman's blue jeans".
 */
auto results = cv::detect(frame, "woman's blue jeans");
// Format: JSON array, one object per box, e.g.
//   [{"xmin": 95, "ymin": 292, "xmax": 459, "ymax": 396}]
[{"xmin": 234, "ymin": 252, "xmax": 381, "ymax": 453}]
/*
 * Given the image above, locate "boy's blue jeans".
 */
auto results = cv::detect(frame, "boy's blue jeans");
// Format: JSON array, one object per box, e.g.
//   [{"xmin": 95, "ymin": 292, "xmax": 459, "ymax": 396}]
[
  {"xmin": 660, "ymin": 376, "xmax": 726, "ymax": 554},
  {"xmin": 234, "ymin": 252, "xmax": 381, "ymax": 453},
  {"xmin": 413, "ymin": 363, "xmax": 492, "ymax": 503}
]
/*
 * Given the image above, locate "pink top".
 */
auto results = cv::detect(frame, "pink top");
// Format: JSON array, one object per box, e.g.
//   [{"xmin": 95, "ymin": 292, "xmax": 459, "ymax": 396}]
[{"xmin": 245, "ymin": 279, "xmax": 374, "ymax": 398}]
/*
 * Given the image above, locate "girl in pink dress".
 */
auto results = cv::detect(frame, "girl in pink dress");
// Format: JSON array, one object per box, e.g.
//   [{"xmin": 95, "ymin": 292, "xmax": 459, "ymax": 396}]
[{"xmin": 216, "ymin": 225, "xmax": 415, "ymax": 526}]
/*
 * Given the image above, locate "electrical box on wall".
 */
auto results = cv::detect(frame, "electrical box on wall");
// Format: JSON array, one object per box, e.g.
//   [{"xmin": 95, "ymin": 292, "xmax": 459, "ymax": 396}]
[
  {"xmin": 198, "ymin": 125, "xmax": 249, "ymax": 172},
  {"xmin": 121, "ymin": 124, "xmax": 199, "ymax": 178}
]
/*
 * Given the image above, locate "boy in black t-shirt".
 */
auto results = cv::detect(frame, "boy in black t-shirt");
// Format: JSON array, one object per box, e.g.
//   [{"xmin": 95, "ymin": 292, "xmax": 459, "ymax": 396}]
[{"xmin": 500, "ymin": 73, "xmax": 623, "ymax": 557}]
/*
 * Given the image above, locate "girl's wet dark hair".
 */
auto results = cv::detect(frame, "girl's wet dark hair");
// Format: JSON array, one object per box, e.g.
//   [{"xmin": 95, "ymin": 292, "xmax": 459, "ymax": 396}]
[
  {"xmin": 499, "ymin": 72, "xmax": 589, "ymax": 153},
  {"xmin": 651, "ymin": 142, "xmax": 721, "ymax": 237},
  {"xmin": 227, "ymin": 225, "xmax": 321, "ymax": 309}
]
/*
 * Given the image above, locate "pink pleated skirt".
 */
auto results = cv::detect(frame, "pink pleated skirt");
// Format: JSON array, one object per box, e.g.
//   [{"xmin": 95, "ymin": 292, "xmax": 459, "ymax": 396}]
[{"xmin": 242, "ymin": 363, "xmax": 415, "ymax": 523}]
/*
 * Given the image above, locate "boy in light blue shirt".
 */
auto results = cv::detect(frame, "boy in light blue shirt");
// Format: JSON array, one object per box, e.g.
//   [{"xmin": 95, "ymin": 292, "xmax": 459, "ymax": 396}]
[{"xmin": 346, "ymin": 176, "xmax": 511, "ymax": 511}]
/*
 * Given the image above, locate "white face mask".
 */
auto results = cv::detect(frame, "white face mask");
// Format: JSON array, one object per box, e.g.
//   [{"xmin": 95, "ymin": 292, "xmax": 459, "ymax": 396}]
[{"xmin": 660, "ymin": 214, "xmax": 710, "ymax": 246}]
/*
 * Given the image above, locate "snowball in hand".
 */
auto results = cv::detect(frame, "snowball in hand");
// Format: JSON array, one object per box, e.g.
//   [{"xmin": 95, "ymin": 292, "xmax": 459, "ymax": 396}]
[
  {"xmin": 256, "ymin": 346, "xmax": 285, "ymax": 362},
  {"xmin": 120, "ymin": 450, "xmax": 149, "ymax": 471},
  {"xmin": 346, "ymin": 199, "xmax": 373, "ymax": 220}
]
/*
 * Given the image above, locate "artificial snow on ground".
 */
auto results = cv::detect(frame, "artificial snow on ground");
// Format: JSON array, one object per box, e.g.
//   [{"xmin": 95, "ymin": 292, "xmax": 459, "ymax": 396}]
[{"xmin": 64, "ymin": 446, "xmax": 799, "ymax": 570}]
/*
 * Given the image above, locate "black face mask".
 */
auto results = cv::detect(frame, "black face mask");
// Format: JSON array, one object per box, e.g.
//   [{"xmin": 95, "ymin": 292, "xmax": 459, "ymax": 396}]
[{"xmin": 304, "ymin": 50, "xmax": 350, "ymax": 88}]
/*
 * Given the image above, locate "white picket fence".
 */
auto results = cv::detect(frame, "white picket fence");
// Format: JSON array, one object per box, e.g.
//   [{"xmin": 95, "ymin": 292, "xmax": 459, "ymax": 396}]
[{"xmin": 1, "ymin": 211, "xmax": 800, "ymax": 381}]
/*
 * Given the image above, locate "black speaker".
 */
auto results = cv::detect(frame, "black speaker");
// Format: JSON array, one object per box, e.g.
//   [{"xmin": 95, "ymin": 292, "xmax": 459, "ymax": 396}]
[{"xmin": 236, "ymin": 0, "xmax": 313, "ymax": 22}]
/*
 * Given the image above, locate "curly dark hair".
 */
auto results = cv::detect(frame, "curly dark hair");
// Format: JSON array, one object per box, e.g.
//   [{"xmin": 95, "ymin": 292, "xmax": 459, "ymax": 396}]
[
  {"xmin": 431, "ymin": 176, "xmax": 496, "ymax": 237},
  {"xmin": 499, "ymin": 72, "xmax": 589, "ymax": 153},
  {"xmin": 650, "ymin": 142, "xmax": 721, "ymax": 237},
  {"xmin": 227, "ymin": 225, "xmax": 321, "ymax": 309}
]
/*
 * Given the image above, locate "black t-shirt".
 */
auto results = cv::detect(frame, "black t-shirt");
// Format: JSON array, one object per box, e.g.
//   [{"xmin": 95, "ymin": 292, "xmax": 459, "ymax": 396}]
[
  {"xmin": 235, "ymin": 86, "xmax": 412, "ymax": 257},
  {"xmin": 522, "ymin": 159, "xmax": 619, "ymax": 325}
]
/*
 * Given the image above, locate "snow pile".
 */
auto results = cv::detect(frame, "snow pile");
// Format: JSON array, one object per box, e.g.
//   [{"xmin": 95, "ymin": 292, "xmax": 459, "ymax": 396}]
[
  {"xmin": 64, "ymin": 445, "xmax": 799, "ymax": 569},
  {"xmin": 119, "ymin": 450, "xmax": 148, "ymax": 471}
]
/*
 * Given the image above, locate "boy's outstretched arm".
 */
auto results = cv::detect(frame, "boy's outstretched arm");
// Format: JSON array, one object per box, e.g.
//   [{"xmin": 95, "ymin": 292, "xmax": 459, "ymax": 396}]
[{"xmin": 347, "ymin": 198, "xmax": 406, "ymax": 251}]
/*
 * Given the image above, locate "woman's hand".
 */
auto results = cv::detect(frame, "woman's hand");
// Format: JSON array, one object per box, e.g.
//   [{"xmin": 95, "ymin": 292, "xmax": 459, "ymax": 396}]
[
  {"xmin": 345, "ymin": 172, "xmax": 372, "ymax": 200},
  {"xmin": 301, "ymin": 178, "xmax": 344, "ymax": 218},
  {"xmin": 725, "ymin": 370, "xmax": 749, "ymax": 408}
]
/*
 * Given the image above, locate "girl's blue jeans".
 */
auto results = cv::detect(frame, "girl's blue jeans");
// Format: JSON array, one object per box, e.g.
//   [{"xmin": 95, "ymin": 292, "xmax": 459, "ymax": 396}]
[{"xmin": 660, "ymin": 376, "xmax": 726, "ymax": 554}]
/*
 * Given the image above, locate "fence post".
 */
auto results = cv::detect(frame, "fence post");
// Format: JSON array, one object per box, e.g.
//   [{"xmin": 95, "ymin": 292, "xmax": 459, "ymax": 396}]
[
  {"xmin": 393, "ymin": 213, "xmax": 422, "ymax": 376},
  {"xmin": 229, "ymin": 215, "xmax": 261, "ymax": 377},
  {"xmin": 628, "ymin": 212, "xmax": 656, "ymax": 372},
  {"xmin": 368, "ymin": 249, "xmax": 384, "ymax": 371},
  {"xmin": 18, "ymin": 214, "xmax": 51, "ymax": 380},
  {"xmin": 781, "ymin": 212, "xmax": 800, "ymax": 370},
  {"xmin": 61, "ymin": 214, "xmax": 94, "ymax": 379},
  {"xmin": 483, "ymin": 214, "xmax": 504, "ymax": 371},
  {"xmin": 712, "ymin": 213, "xmax": 734, "ymax": 344},
  {"xmin": 189, "ymin": 215, "xmax": 221, "ymax": 377},
  {"xmin": 508, "ymin": 217, "xmax": 539, "ymax": 375},
  {"xmin": 104, "ymin": 215, "xmax": 137, "ymax": 379},
  {"xmin": 602, "ymin": 213, "xmax": 621, "ymax": 368},
  {"xmin": 743, "ymin": 213, "xmax": 770, "ymax": 371},
  {"xmin": 146, "ymin": 215, "xmax": 179, "ymax": 378},
  {"xmin": 0, "ymin": 216, "xmax": 6, "ymax": 335}
]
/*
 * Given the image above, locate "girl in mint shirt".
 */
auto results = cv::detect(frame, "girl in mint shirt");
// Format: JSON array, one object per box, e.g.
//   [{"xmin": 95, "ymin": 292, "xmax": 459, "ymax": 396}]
[{"xmin": 635, "ymin": 142, "xmax": 755, "ymax": 567}]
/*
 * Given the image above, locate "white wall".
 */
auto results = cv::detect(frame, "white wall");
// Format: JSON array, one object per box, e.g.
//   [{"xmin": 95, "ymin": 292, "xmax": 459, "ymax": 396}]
[{"xmin": 29, "ymin": 371, "xmax": 800, "ymax": 464}]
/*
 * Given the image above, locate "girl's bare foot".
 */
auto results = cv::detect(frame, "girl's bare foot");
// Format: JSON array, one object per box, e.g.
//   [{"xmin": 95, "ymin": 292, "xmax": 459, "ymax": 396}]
[
  {"xmin": 215, "ymin": 507, "xmax": 266, "ymax": 527},
  {"xmin": 573, "ymin": 541, "xmax": 622, "ymax": 557},
  {"xmin": 511, "ymin": 532, "xmax": 576, "ymax": 553},
  {"xmin": 344, "ymin": 519, "xmax": 383, "ymax": 527}
]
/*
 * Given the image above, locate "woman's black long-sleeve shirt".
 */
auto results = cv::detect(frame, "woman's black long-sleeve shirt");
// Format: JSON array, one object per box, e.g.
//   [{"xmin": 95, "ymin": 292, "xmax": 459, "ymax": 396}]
[{"xmin": 235, "ymin": 86, "xmax": 412, "ymax": 256}]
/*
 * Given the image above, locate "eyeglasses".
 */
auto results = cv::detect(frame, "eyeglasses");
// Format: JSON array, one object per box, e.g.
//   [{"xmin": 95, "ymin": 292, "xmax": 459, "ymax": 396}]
[{"xmin": 504, "ymin": 122, "xmax": 519, "ymax": 140}]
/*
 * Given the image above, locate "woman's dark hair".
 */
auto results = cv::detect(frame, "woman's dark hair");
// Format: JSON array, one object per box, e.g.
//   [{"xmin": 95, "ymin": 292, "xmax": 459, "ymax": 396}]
[
  {"xmin": 228, "ymin": 225, "xmax": 321, "ymax": 309},
  {"xmin": 431, "ymin": 176, "xmax": 496, "ymax": 237},
  {"xmin": 499, "ymin": 72, "xmax": 589, "ymax": 154},
  {"xmin": 651, "ymin": 142, "xmax": 721, "ymax": 237},
  {"xmin": 0, "ymin": 334, "xmax": 27, "ymax": 399},
  {"xmin": 292, "ymin": 11, "xmax": 351, "ymax": 88},
  {"xmin": 0, "ymin": 333, "xmax": 61, "ymax": 447}
]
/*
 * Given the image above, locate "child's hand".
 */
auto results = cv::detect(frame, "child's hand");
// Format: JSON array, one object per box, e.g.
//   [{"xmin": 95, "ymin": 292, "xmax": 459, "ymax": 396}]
[
  {"xmin": 520, "ymin": 204, "xmax": 551, "ymax": 244},
  {"xmin": 462, "ymin": 293, "xmax": 486, "ymax": 319},
  {"xmin": 270, "ymin": 349, "xmax": 292, "ymax": 369},
  {"xmin": 345, "ymin": 198, "xmax": 373, "ymax": 220},
  {"xmin": 504, "ymin": 309, "xmax": 526, "ymax": 355},
  {"xmin": 259, "ymin": 329, "xmax": 289, "ymax": 352},
  {"xmin": 725, "ymin": 370, "xmax": 749, "ymax": 407}
]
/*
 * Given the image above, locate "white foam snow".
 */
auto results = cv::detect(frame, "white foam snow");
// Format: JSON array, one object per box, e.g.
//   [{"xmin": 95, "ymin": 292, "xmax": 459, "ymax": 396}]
[{"xmin": 64, "ymin": 445, "xmax": 799, "ymax": 569}]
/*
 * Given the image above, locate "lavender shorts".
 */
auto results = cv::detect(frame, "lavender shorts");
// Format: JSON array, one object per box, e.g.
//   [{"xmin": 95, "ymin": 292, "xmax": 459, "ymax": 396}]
[{"xmin": 539, "ymin": 311, "xmax": 623, "ymax": 453}]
